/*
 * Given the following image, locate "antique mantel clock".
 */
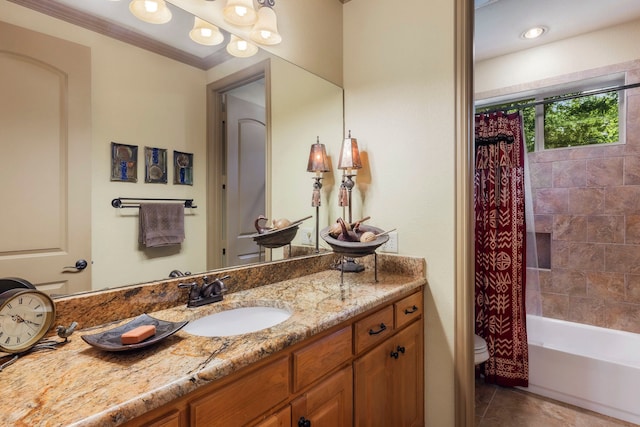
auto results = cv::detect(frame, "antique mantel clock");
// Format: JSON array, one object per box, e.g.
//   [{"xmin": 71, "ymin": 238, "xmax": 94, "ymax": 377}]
[{"xmin": 0, "ymin": 278, "xmax": 56, "ymax": 354}]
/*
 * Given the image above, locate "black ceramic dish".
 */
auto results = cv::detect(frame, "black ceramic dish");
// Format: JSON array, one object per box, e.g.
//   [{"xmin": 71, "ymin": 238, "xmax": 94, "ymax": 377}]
[{"xmin": 81, "ymin": 313, "xmax": 188, "ymax": 352}]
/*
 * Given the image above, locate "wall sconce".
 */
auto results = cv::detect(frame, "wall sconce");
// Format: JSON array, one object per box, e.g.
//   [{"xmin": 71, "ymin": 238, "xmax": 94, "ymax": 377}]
[
  {"xmin": 226, "ymin": 34, "xmax": 259, "ymax": 57},
  {"xmin": 223, "ymin": 0, "xmax": 258, "ymax": 26},
  {"xmin": 338, "ymin": 130, "xmax": 364, "ymax": 272},
  {"xmin": 338, "ymin": 130, "xmax": 363, "ymax": 224},
  {"xmin": 307, "ymin": 137, "xmax": 330, "ymax": 253},
  {"xmin": 250, "ymin": 1, "xmax": 282, "ymax": 45},
  {"xmin": 189, "ymin": 17, "xmax": 224, "ymax": 46},
  {"xmin": 129, "ymin": 0, "xmax": 172, "ymax": 24}
]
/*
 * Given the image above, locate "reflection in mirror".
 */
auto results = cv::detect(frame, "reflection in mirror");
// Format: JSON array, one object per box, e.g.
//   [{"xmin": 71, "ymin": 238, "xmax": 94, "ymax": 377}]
[{"xmin": 0, "ymin": 0, "xmax": 343, "ymax": 297}]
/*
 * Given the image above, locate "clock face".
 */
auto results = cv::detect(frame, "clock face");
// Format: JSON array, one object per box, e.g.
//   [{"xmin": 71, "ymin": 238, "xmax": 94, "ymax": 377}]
[{"xmin": 0, "ymin": 289, "xmax": 56, "ymax": 353}]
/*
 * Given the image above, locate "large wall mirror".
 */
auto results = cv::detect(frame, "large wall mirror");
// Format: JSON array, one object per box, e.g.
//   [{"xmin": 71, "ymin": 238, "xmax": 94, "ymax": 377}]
[{"xmin": 0, "ymin": 0, "xmax": 344, "ymax": 297}]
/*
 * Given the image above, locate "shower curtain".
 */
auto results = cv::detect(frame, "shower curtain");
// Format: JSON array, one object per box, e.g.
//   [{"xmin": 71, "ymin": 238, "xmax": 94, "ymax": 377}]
[{"xmin": 474, "ymin": 111, "xmax": 528, "ymax": 387}]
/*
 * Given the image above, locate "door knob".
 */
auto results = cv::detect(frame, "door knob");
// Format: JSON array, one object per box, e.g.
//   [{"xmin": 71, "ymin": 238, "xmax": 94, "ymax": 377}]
[{"xmin": 64, "ymin": 259, "xmax": 88, "ymax": 271}]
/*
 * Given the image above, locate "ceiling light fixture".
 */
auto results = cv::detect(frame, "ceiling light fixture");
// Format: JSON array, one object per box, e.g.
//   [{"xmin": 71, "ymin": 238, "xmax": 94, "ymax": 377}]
[
  {"xmin": 226, "ymin": 34, "xmax": 258, "ymax": 57},
  {"xmin": 250, "ymin": 0, "xmax": 282, "ymax": 45},
  {"xmin": 223, "ymin": 0, "xmax": 257, "ymax": 26},
  {"xmin": 189, "ymin": 17, "xmax": 224, "ymax": 46},
  {"xmin": 129, "ymin": 0, "xmax": 172, "ymax": 24},
  {"xmin": 521, "ymin": 26, "xmax": 547, "ymax": 40}
]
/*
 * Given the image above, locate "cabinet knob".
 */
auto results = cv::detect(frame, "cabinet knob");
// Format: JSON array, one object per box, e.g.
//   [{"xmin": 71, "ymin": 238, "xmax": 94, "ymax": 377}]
[
  {"xmin": 397, "ymin": 345, "xmax": 406, "ymax": 354},
  {"xmin": 298, "ymin": 416, "xmax": 312, "ymax": 427},
  {"xmin": 390, "ymin": 350, "xmax": 399, "ymax": 359}
]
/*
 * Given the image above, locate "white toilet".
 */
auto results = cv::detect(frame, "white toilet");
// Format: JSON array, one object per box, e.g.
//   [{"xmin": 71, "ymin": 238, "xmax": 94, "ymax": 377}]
[{"xmin": 474, "ymin": 334, "xmax": 489, "ymax": 365}]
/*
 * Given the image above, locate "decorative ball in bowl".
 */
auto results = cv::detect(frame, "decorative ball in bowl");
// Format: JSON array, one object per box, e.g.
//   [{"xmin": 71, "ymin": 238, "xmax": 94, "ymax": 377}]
[{"xmin": 320, "ymin": 224, "xmax": 390, "ymax": 257}]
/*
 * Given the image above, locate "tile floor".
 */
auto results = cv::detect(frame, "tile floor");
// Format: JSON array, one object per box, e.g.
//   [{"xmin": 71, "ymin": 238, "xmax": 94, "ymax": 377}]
[{"xmin": 475, "ymin": 380, "xmax": 638, "ymax": 426}]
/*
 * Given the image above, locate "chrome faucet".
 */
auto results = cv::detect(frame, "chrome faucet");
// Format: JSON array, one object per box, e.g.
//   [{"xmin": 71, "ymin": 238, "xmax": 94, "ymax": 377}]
[{"xmin": 179, "ymin": 275, "xmax": 230, "ymax": 307}]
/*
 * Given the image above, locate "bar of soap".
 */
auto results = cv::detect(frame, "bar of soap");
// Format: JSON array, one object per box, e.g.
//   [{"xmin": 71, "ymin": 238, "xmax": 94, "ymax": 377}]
[{"xmin": 121, "ymin": 325, "xmax": 157, "ymax": 345}]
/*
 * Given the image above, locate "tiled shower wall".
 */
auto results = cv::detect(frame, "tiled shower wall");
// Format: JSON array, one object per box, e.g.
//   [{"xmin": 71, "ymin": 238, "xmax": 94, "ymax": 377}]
[{"xmin": 527, "ymin": 65, "xmax": 640, "ymax": 334}]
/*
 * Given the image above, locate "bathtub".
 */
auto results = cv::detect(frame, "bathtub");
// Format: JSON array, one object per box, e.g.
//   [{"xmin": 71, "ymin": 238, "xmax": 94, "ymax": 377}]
[{"xmin": 521, "ymin": 314, "xmax": 640, "ymax": 425}]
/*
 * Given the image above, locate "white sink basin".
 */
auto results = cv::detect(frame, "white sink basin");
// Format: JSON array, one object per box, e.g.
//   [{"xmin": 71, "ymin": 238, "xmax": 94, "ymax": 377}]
[{"xmin": 183, "ymin": 306, "xmax": 292, "ymax": 337}]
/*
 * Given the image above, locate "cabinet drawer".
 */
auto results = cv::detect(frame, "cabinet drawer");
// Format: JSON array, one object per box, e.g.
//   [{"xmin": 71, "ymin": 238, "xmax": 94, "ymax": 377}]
[
  {"xmin": 394, "ymin": 291, "xmax": 423, "ymax": 329},
  {"xmin": 190, "ymin": 356, "xmax": 289, "ymax": 426},
  {"xmin": 293, "ymin": 326, "xmax": 352, "ymax": 392},
  {"xmin": 354, "ymin": 305, "xmax": 393, "ymax": 354}
]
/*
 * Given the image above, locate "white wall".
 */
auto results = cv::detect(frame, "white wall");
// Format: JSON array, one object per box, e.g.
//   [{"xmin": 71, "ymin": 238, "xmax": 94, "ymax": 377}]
[
  {"xmin": 343, "ymin": 0, "xmax": 457, "ymax": 425},
  {"xmin": 0, "ymin": 2, "xmax": 208, "ymax": 290}
]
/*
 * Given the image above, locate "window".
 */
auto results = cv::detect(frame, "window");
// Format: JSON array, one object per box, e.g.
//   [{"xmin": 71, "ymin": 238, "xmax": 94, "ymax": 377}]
[{"xmin": 476, "ymin": 76, "xmax": 625, "ymax": 153}]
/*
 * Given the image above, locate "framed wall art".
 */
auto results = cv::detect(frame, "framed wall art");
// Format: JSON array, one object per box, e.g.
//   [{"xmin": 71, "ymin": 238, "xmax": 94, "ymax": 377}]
[
  {"xmin": 144, "ymin": 146, "xmax": 167, "ymax": 183},
  {"xmin": 173, "ymin": 151, "xmax": 193, "ymax": 185},
  {"xmin": 111, "ymin": 142, "xmax": 138, "ymax": 182}
]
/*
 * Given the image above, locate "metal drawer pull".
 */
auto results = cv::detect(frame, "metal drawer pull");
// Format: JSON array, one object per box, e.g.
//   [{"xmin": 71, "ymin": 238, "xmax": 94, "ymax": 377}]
[
  {"xmin": 368, "ymin": 323, "xmax": 387, "ymax": 335},
  {"xmin": 404, "ymin": 305, "xmax": 418, "ymax": 315}
]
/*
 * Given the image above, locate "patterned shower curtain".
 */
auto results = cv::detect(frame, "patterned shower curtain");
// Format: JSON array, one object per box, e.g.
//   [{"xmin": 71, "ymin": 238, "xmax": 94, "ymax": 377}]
[{"xmin": 474, "ymin": 111, "xmax": 528, "ymax": 387}]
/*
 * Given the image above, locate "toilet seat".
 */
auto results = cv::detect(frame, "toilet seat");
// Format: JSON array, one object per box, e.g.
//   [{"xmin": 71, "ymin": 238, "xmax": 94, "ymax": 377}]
[{"xmin": 474, "ymin": 334, "xmax": 489, "ymax": 365}]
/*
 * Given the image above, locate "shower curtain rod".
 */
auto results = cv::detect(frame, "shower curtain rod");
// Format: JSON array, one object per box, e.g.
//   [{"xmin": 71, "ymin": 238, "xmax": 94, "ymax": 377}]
[{"xmin": 475, "ymin": 81, "xmax": 640, "ymax": 114}]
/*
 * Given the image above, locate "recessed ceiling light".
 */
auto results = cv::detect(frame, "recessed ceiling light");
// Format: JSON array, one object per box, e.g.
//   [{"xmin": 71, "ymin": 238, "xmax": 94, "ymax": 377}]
[{"xmin": 521, "ymin": 26, "xmax": 547, "ymax": 39}]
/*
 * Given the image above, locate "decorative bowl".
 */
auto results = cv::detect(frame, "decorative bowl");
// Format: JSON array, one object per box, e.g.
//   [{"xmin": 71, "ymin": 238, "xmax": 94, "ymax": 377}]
[
  {"xmin": 320, "ymin": 224, "xmax": 390, "ymax": 257},
  {"xmin": 251, "ymin": 223, "xmax": 300, "ymax": 249}
]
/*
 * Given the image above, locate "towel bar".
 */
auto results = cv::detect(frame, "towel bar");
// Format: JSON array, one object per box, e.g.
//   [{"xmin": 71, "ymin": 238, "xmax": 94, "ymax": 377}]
[{"xmin": 111, "ymin": 197, "xmax": 197, "ymax": 209}]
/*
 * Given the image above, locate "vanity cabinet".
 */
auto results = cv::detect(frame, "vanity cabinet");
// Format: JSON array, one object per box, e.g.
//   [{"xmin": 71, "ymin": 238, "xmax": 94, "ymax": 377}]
[{"xmin": 122, "ymin": 289, "xmax": 423, "ymax": 427}]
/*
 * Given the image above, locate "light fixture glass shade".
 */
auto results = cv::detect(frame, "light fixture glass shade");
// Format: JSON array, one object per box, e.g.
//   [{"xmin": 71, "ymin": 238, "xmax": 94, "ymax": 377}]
[
  {"xmin": 223, "ymin": 0, "xmax": 258, "ymax": 26},
  {"xmin": 250, "ymin": 7, "xmax": 282, "ymax": 45},
  {"xmin": 189, "ymin": 17, "xmax": 224, "ymax": 46},
  {"xmin": 338, "ymin": 133, "xmax": 362, "ymax": 170},
  {"xmin": 129, "ymin": 0, "xmax": 172, "ymax": 24},
  {"xmin": 307, "ymin": 139, "xmax": 330, "ymax": 173},
  {"xmin": 226, "ymin": 35, "xmax": 259, "ymax": 58}
]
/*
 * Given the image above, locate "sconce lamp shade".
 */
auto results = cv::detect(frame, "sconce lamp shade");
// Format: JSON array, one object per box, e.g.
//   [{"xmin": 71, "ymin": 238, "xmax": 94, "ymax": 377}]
[
  {"xmin": 189, "ymin": 17, "xmax": 224, "ymax": 45},
  {"xmin": 250, "ymin": 7, "xmax": 282, "ymax": 45},
  {"xmin": 338, "ymin": 131, "xmax": 362, "ymax": 170},
  {"xmin": 129, "ymin": 0, "xmax": 172, "ymax": 24},
  {"xmin": 226, "ymin": 35, "xmax": 259, "ymax": 58},
  {"xmin": 307, "ymin": 138, "xmax": 330, "ymax": 173},
  {"xmin": 224, "ymin": 0, "xmax": 258, "ymax": 26}
]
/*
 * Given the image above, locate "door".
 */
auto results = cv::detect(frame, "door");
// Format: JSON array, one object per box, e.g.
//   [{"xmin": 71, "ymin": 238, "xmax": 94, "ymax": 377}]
[
  {"xmin": 0, "ymin": 22, "xmax": 91, "ymax": 295},
  {"xmin": 224, "ymin": 92, "xmax": 266, "ymax": 266}
]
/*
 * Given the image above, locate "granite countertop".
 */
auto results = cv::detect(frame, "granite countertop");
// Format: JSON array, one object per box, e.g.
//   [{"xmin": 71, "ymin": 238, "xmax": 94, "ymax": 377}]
[{"xmin": 2, "ymin": 257, "xmax": 425, "ymax": 427}]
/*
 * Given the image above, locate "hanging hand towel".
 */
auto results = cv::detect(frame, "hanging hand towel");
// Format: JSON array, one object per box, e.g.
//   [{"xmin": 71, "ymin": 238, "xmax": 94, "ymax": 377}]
[{"xmin": 138, "ymin": 203, "xmax": 185, "ymax": 248}]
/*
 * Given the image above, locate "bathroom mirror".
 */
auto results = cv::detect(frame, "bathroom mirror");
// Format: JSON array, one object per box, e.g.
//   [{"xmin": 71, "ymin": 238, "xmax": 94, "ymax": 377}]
[{"xmin": 0, "ymin": 0, "xmax": 343, "ymax": 295}]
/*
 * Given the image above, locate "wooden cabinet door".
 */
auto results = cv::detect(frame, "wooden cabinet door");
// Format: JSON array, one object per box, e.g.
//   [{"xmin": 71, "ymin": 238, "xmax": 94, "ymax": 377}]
[
  {"xmin": 291, "ymin": 365, "xmax": 352, "ymax": 427},
  {"xmin": 391, "ymin": 321, "xmax": 424, "ymax": 427},
  {"xmin": 354, "ymin": 320, "xmax": 423, "ymax": 427}
]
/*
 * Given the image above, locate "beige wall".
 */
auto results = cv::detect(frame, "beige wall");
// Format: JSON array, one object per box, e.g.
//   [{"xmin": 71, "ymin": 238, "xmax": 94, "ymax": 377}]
[
  {"xmin": 1, "ymin": 2, "xmax": 208, "ymax": 290},
  {"xmin": 475, "ymin": 18, "xmax": 640, "ymax": 94},
  {"xmin": 205, "ymin": 53, "xmax": 344, "ymax": 255},
  {"xmin": 168, "ymin": 0, "xmax": 344, "ymax": 86},
  {"xmin": 343, "ymin": 1, "xmax": 457, "ymax": 425}
]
